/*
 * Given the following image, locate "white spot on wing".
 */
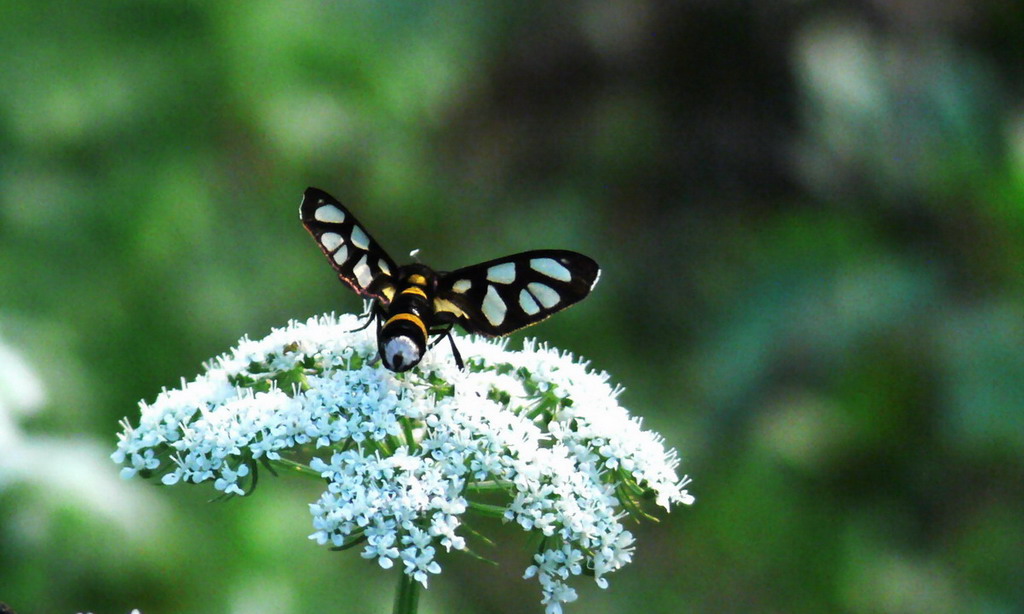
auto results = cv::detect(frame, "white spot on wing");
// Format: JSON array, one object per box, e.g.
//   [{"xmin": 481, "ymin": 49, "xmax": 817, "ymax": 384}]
[
  {"xmin": 315, "ymin": 204, "xmax": 346, "ymax": 223},
  {"xmin": 527, "ymin": 282, "xmax": 560, "ymax": 309},
  {"xmin": 353, "ymin": 254, "xmax": 374, "ymax": 288},
  {"xmin": 349, "ymin": 226, "xmax": 371, "ymax": 250},
  {"xmin": 519, "ymin": 289, "xmax": 540, "ymax": 315},
  {"xmin": 530, "ymin": 257, "xmax": 572, "ymax": 282},
  {"xmin": 452, "ymin": 279, "xmax": 471, "ymax": 293},
  {"xmin": 320, "ymin": 232, "xmax": 344, "ymax": 252},
  {"xmin": 378, "ymin": 259, "xmax": 391, "ymax": 276},
  {"xmin": 482, "ymin": 285, "xmax": 507, "ymax": 327},
  {"xmin": 333, "ymin": 244, "xmax": 349, "ymax": 266},
  {"xmin": 486, "ymin": 262, "xmax": 516, "ymax": 284}
]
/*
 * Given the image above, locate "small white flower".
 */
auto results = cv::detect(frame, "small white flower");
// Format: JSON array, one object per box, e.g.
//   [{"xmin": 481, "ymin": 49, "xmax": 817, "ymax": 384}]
[
  {"xmin": 113, "ymin": 313, "xmax": 694, "ymax": 612},
  {"xmin": 362, "ymin": 517, "xmax": 401, "ymax": 568}
]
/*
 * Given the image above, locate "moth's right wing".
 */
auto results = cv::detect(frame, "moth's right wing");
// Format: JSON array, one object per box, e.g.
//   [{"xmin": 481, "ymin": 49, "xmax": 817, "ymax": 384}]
[{"xmin": 300, "ymin": 187, "xmax": 399, "ymax": 304}]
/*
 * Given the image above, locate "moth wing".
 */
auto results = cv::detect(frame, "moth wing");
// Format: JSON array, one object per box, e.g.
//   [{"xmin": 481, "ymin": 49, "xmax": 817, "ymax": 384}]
[
  {"xmin": 300, "ymin": 187, "xmax": 399, "ymax": 304},
  {"xmin": 435, "ymin": 250, "xmax": 599, "ymax": 337}
]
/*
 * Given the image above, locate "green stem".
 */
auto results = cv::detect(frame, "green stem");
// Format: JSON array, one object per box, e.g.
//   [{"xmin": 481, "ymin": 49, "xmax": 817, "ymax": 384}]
[
  {"xmin": 392, "ymin": 571, "xmax": 420, "ymax": 614},
  {"xmin": 465, "ymin": 480, "xmax": 512, "ymax": 492},
  {"xmin": 401, "ymin": 417, "xmax": 417, "ymax": 451},
  {"xmin": 467, "ymin": 501, "xmax": 508, "ymax": 517},
  {"xmin": 269, "ymin": 457, "xmax": 322, "ymax": 479}
]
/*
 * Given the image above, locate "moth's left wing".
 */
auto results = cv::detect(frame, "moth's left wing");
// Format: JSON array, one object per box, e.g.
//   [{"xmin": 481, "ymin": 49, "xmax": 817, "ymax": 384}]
[{"xmin": 435, "ymin": 250, "xmax": 600, "ymax": 337}]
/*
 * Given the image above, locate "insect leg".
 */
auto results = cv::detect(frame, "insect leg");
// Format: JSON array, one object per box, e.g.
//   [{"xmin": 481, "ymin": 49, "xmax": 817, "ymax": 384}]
[
  {"xmin": 427, "ymin": 324, "xmax": 451, "ymax": 349},
  {"xmin": 428, "ymin": 325, "xmax": 464, "ymax": 370},
  {"xmin": 366, "ymin": 310, "xmax": 384, "ymax": 367},
  {"xmin": 447, "ymin": 332, "xmax": 465, "ymax": 370},
  {"xmin": 427, "ymin": 312, "xmax": 466, "ymax": 370},
  {"xmin": 345, "ymin": 301, "xmax": 379, "ymax": 333}
]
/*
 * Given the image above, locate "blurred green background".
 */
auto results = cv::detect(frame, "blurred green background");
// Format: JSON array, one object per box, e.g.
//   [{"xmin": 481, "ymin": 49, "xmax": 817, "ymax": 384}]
[{"xmin": 2, "ymin": 2, "xmax": 1022, "ymax": 613}]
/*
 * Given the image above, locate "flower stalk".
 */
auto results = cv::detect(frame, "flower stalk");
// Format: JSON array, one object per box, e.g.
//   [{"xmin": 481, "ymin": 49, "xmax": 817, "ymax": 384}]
[{"xmin": 393, "ymin": 568, "xmax": 420, "ymax": 614}]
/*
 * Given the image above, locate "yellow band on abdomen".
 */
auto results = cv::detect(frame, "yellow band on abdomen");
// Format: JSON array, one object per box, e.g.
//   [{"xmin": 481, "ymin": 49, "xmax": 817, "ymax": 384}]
[
  {"xmin": 401, "ymin": 286, "xmax": 428, "ymax": 299},
  {"xmin": 384, "ymin": 312, "xmax": 428, "ymax": 339}
]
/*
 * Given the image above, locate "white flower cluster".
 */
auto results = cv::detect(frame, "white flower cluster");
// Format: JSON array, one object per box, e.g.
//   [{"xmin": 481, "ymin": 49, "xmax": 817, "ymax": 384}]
[{"xmin": 112, "ymin": 314, "xmax": 693, "ymax": 613}]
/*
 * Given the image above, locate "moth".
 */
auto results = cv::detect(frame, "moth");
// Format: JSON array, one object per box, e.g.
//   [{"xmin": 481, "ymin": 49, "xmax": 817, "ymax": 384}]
[{"xmin": 300, "ymin": 187, "xmax": 600, "ymax": 372}]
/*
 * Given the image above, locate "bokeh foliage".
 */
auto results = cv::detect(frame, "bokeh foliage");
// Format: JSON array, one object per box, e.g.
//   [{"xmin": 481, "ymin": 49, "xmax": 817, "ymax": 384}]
[{"xmin": 1, "ymin": 1, "xmax": 1022, "ymax": 613}]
